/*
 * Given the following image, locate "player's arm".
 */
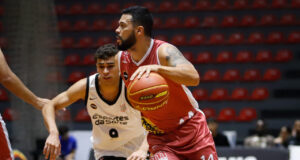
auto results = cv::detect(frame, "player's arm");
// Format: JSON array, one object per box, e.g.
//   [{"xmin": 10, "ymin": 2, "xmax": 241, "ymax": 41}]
[
  {"xmin": 42, "ymin": 78, "xmax": 86, "ymax": 160},
  {"xmin": 42, "ymin": 78, "xmax": 86, "ymax": 131},
  {"xmin": 131, "ymin": 43, "xmax": 199, "ymax": 86},
  {"xmin": 157, "ymin": 43, "xmax": 199, "ymax": 86},
  {"xmin": 0, "ymin": 49, "xmax": 49, "ymax": 110}
]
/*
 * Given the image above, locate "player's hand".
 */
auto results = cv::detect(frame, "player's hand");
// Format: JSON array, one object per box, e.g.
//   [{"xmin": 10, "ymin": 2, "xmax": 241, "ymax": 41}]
[
  {"xmin": 35, "ymin": 97, "xmax": 51, "ymax": 110},
  {"xmin": 127, "ymin": 149, "xmax": 147, "ymax": 160},
  {"xmin": 130, "ymin": 65, "xmax": 160, "ymax": 81},
  {"xmin": 43, "ymin": 133, "xmax": 61, "ymax": 160}
]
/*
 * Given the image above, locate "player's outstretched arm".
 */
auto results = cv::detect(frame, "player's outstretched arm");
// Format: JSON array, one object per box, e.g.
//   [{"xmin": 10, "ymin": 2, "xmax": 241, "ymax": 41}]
[
  {"xmin": 0, "ymin": 49, "xmax": 49, "ymax": 110},
  {"xmin": 130, "ymin": 43, "xmax": 199, "ymax": 86},
  {"xmin": 42, "ymin": 78, "xmax": 86, "ymax": 160},
  {"xmin": 127, "ymin": 134, "xmax": 149, "ymax": 160}
]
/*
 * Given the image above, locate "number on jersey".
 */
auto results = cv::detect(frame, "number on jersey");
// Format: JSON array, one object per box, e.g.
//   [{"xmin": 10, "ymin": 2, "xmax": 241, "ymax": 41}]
[{"xmin": 109, "ymin": 128, "xmax": 119, "ymax": 138}]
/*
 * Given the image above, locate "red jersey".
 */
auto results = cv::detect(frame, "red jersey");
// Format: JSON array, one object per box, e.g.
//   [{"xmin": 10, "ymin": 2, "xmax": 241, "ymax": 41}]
[
  {"xmin": 119, "ymin": 39, "xmax": 201, "ymax": 134},
  {"xmin": 0, "ymin": 114, "xmax": 13, "ymax": 159}
]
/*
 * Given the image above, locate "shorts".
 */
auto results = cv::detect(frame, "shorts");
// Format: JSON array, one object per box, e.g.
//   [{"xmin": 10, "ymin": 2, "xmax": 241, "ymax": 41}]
[
  {"xmin": 148, "ymin": 111, "xmax": 218, "ymax": 160},
  {"xmin": 99, "ymin": 156, "xmax": 126, "ymax": 160},
  {"xmin": 94, "ymin": 133, "xmax": 146, "ymax": 159},
  {"xmin": 0, "ymin": 115, "xmax": 13, "ymax": 160}
]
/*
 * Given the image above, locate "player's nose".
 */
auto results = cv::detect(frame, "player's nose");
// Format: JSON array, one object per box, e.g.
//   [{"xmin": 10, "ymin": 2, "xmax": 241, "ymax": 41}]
[
  {"xmin": 115, "ymin": 26, "xmax": 120, "ymax": 35},
  {"xmin": 103, "ymin": 67, "xmax": 109, "ymax": 74}
]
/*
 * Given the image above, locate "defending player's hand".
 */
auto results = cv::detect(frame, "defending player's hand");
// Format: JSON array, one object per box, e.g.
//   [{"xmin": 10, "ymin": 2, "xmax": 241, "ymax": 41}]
[
  {"xmin": 35, "ymin": 97, "xmax": 51, "ymax": 110},
  {"xmin": 43, "ymin": 133, "xmax": 61, "ymax": 160},
  {"xmin": 130, "ymin": 64, "xmax": 160, "ymax": 81},
  {"xmin": 127, "ymin": 149, "xmax": 147, "ymax": 160}
]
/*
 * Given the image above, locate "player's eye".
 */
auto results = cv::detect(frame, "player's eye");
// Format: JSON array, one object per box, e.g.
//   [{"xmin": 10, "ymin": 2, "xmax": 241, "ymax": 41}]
[
  {"xmin": 120, "ymin": 23, "xmax": 126, "ymax": 29},
  {"xmin": 108, "ymin": 65, "xmax": 114, "ymax": 69}
]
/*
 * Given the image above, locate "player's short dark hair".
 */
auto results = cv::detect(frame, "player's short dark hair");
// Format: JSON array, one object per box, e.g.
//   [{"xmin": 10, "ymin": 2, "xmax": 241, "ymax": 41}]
[
  {"xmin": 94, "ymin": 43, "xmax": 119, "ymax": 61},
  {"xmin": 58, "ymin": 125, "xmax": 69, "ymax": 136},
  {"xmin": 121, "ymin": 6, "xmax": 153, "ymax": 37}
]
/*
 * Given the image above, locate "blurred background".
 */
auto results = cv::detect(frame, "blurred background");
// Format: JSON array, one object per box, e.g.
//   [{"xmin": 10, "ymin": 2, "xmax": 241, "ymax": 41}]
[{"xmin": 0, "ymin": 0, "xmax": 299, "ymax": 159}]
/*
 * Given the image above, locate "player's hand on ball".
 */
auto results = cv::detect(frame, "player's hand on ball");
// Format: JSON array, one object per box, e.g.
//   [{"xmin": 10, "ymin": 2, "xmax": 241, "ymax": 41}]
[
  {"xmin": 127, "ymin": 149, "xmax": 147, "ymax": 160},
  {"xmin": 43, "ymin": 133, "xmax": 61, "ymax": 160},
  {"xmin": 130, "ymin": 65, "xmax": 160, "ymax": 80}
]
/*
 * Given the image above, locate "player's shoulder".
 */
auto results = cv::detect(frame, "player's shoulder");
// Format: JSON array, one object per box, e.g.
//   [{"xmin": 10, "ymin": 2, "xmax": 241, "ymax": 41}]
[
  {"xmin": 70, "ymin": 77, "xmax": 88, "ymax": 91},
  {"xmin": 157, "ymin": 41, "xmax": 178, "ymax": 59},
  {"xmin": 116, "ymin": 51, "xmax": 122, "ymax": 58},
  {"xmin": 115, "ymin": 51, "xmax": 124, "ymax": 63},
  {"xmin": 157, "ymin": 41, "xmax": 177, "ymax": 53}
]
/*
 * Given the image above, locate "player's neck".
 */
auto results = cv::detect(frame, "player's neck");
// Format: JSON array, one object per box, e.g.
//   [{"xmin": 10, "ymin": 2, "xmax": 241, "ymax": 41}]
[
  {"xmin": 129, "ymin": 37, "xmax": 151, "ymax": 63},
  {"xmin": 99, "ymin": 78, "xmax": 120, "ymax": 101}
]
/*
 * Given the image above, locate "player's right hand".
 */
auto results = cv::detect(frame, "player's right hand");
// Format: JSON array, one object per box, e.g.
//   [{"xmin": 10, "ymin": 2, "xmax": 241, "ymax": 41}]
[
  {"xmin": 35, "ymin": 97, "xmax": 51, "ymax": 110},
  {"xmin": 43, "ymin": 133, "xmax": 61, "ymax": 160},
  {"xmin": 127, "ymin": 149, "xmax": 147, "ymax": 160}
]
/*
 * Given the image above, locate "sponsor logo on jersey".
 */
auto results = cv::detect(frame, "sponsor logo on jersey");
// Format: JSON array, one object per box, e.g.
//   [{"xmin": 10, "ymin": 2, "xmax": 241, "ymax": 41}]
[
  {"xmin": 123, "ymin": 72, "xmax": 128, "ymax": 80},
  {"xmin": 90, "ymin": 103, "xmax": 97, "ymax": 109},
  {"xmin": 89, "ymin": 97, "xmax": 97, "ymax": 100},
  {"xmin": 141, "ymin": 117, "xmax": 164, "ymax": 135},
  {"xmin": 92, "ymin": 113, "xmax": 129, "ymax": 125}
]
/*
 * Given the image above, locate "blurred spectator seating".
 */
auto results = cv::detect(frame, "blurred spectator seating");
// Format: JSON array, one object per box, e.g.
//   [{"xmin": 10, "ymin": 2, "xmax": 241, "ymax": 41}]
[
  {"xmin": 217, "ymin": 107, "xmax": 236, "ymax": 122},
  {"xmin": 250, "ymin": 87, "xmax": 269, "ymax": 100},
  {"xmin": 74, "ymin": 108, "xmax": 90, "ymax": 122},
  {"xmin": 263, "ymin": 68, "xmax": 281, "ymax": 81},
  {"xmin": 210, "ymin": 88, "xmax": 229, "ymax": 101},
  {"xmin": 67, "ymin": 71, "xmax": 85, "ymax": 84},
  {"xmin": 192, "ymin": 88, "xmax": 208, "ymax": 101},
  {"xmin": 0, "ymin": 88, "xmax": 8, "ymax": 101},
  {"xmin": 236, "ymin": 107, "xmax": 257, "ymax": 122},
  {"xmin": 231, "ymin": 88, "xmax": 249, "ymax": 101},
  {"xmin": 196, "ymin": 51, "xmax": 213, "ymax": 63},
  {"xmin": 216, "ymin": 51, "xmax": 233, "ymax": 63},
  {"xmin": 236, "ymin": 50, "xmax": 253, "ymax": 63},
  {"xmin": 243, "ymin": 69, "xmax": 261, "ymax": 81},
  {"xmin": 64, "ymin": 54, "xmax": 81, "ymax": 66},
  {"xmin": 202, "ymin": 108, "xmax": 216, "ymax": 119},
  {"xmin": 203, "ymin": 69, "xmax": 220, "ymax": 82}
]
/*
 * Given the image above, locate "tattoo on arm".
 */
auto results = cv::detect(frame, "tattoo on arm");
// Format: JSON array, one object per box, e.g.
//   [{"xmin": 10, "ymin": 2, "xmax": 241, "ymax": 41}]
[{"xmin": 165, "ymin": 46, "xmax": 190, "ymax": 67}]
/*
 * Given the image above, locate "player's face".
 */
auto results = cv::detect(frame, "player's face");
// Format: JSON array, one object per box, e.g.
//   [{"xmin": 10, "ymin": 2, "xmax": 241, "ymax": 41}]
[
  {"xmin": 115, "ymin": 14, "xmax": 137, "ymax": 51},
  {"xmin": 96, "ymin": 56, "xmax": 119, "ymax": 83}
]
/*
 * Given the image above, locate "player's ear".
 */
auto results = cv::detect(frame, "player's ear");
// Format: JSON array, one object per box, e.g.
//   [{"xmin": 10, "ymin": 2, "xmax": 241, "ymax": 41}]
[{"xmin": 136, "ymin": 26, "xmax": 144, "ymax": 35}]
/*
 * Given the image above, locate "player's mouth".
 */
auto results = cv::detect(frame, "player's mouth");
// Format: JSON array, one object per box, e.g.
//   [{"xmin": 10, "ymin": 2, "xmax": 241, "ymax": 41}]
[
  {"xmin": 116, "ymin": 35, "xmax": 122, "ymax": 44},
  {"xmin": 103, "ymin": 76, "xmax": 111, "ymax": 80},
  {"xmin": 116, "ymin": 39, "xmax": 121, "ymax": 45}
]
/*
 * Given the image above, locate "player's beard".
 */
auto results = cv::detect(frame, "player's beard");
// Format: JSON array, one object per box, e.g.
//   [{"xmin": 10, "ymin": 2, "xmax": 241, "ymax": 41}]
[{"xmin": 117, "ymin": 31, "xmax": 136, "ymax": 51}]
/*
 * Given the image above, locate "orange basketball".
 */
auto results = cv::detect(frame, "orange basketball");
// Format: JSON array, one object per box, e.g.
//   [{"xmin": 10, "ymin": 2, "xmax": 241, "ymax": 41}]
[{"xmin": 127, "ymin": 72, "xmax": 169, "ymax": 111}]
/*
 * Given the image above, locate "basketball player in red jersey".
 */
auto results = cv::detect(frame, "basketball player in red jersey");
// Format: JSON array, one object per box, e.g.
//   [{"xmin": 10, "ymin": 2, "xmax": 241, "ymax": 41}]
[
  {"xmin": 116, "ymin": 6, "xmax": 218, "ymax": 160},
  {"xmin": 0, "ymin": 48, "xmax": 49, "ymax": 159}
]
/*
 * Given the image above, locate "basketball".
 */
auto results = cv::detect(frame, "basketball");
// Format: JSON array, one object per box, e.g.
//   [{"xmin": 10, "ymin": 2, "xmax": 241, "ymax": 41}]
[{"xmin": 127, "ymin": 72, "xmax": 169, "ymax": 111}]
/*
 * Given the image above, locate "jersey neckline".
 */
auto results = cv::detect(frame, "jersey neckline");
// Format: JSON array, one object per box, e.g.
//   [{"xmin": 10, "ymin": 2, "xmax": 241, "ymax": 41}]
[
  {"xmin": 130, "ymin": 39, "xmax": 154, "ymax": 66},
  {"xmin": 95, "ymin": 74, "xmax": 122, "ymax": 106}
]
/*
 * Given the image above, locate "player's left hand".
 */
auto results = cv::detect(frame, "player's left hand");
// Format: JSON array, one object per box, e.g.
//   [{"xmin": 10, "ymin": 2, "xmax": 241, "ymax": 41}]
[
  {"xmin": 130, "ymin": 65, "xmax": 160, "ymax": 81},
  {"xmin": 43, "ymin": 133, "xmax": 61, "ymax": 160},
  {"xmin": 127, "ymin": 149, "xmax": 147, "ymax": 160}
]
